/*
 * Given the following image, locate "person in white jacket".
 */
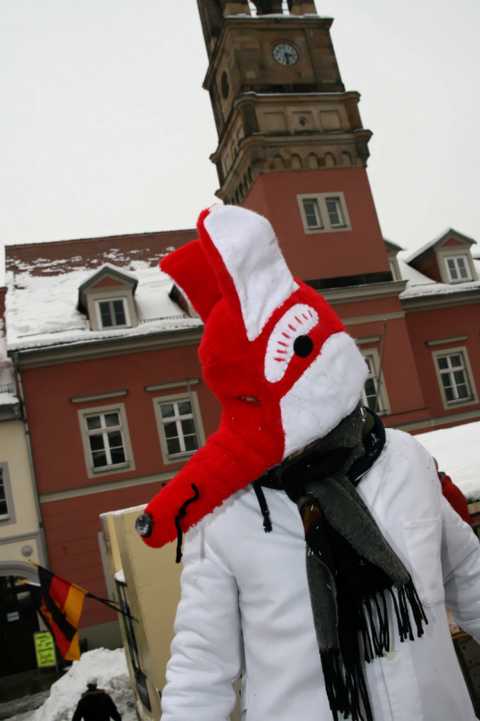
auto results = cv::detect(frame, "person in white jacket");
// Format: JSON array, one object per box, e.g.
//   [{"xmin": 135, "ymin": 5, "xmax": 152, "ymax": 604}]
[
  {"xmin": 136, "ymin": 205, "xmax": 480, "ymax": 721},
  {"xmin": 161, "ymin": 420, "xmax": 480, "ymax": 721}
]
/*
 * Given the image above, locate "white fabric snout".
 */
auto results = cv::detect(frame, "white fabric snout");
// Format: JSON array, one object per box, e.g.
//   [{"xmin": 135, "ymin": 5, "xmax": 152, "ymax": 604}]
[{"xmin": 280, "ymin": 332, "xmax": 368, "ymax": 458}]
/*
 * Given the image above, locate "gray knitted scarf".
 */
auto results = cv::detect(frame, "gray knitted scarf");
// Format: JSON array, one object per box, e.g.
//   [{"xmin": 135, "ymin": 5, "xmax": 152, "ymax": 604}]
[{"xmin": 256, "ymin": 406, "xmax": 427, "ymax": 721}]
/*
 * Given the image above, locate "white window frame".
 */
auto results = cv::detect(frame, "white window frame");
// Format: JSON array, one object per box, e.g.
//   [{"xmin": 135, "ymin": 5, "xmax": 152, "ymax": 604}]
[
  {"xmin": 154, "ymin": 392, "xmax": 205, "ymax": 465},
  {"xmin": 78, "ymin": 403, "xmax": 135, "ymax": 478},
  {"xmin": 0, "ymin": 463, "xmax": 15, "ymax": 524},
  {"xmin": 360, "ymin": 349, "xmax": 390, "ymax": 415},
  {"xmin": 433, "ymin": 347, "xmax": 478, "ymax": 409},
  {"xmin": 95, "ymin": 297, "xmax": 130, "ymax": 330},
  {"xmin": 298, "ymin": 192, "xmax": 351, "ymax": 234},
  {"xmin": 444, "ymin": 255, "xmax": 472, "ymax": 283}
]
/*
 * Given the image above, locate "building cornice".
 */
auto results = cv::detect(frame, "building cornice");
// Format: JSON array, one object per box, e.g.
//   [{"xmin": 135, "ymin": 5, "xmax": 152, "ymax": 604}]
[
  {"xmin": 323, "ymin": 279, "xmax": 407, "ymax": 304},
  {"xmin": 400, "ymin": 287, "xmax": 480, "ymax": 312},
  {"xmin": 211, "ymin": 93, "xmax": 366, "ymax": 177},
  {"xmin": 10, "ymin": 327, "xmax": 203, "ymax": 369},
  {"xmin": 398, "ymin": 407, "xmax": 480, "ymax": 433},
  {"xmin": 214, "ymin": 129, "xmax": 372, "ymax": 200},
  {"xmin": 212, "ymin": 90, "xmax": 362, "ymax": 157},
  {"xmin": 0, "ymin": 530, "xmax": 42, "ymax": 547},
  {"xmin": 39, "ymin": 470, "xmax": 176, "ymax": 504}
]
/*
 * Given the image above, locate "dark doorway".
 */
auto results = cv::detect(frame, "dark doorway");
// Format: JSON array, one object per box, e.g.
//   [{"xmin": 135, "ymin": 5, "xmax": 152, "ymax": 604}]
[{"xmin": 0, "ymin": 576, "xmax": 39, "ymax": 677}]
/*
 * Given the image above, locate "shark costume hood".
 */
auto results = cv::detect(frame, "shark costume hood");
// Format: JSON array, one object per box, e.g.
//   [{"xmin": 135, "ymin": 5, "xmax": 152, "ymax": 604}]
[{"xmin": 136, "ymin": 204, "xmax": 367, "ymax": 549}]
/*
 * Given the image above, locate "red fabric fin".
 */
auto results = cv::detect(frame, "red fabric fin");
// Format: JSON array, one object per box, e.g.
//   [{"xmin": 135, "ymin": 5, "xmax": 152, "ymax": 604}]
[
  {"xmin": 160, "ymin": 238, "xmax": 221, "ymax": 322},
  {"xmin": 143, "ymin": 423, "xmax": 284, "ymax": 549}
]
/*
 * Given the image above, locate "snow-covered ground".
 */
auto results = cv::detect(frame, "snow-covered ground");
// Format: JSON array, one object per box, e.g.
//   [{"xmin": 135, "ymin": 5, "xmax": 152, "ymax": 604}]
[
  {"xmin": 2, "ymin": 649, "xmax": 137, "ymax": 721},
  {"xmin": 416, "ymin": 420, "xmax": 480, "ymax": 500},
  {"xmin": 0, "ymin": 691, "xmax": 49, "ymax": 721}
]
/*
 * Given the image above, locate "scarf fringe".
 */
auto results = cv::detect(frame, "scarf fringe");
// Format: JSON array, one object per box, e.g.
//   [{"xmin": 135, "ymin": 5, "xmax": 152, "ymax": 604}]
[
  {"xmin": 322, "ymin": 578, "xmax": 427, "ymax": 721},
  {"xmin": 387, "ymin": 579, "xmax": 428, "ymax": 643},
  {"xmin": 322, "ymin": 648, "xmax": 373, "ymax": 721}
]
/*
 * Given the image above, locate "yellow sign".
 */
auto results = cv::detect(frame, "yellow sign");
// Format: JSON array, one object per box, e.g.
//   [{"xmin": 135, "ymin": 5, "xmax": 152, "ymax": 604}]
[{"xmin": 34, "ymin": 631, "xmax": 57, "ymax": 668}]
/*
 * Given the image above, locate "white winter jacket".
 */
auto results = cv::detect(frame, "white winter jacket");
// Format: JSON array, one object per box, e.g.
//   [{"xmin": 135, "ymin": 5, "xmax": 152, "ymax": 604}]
[{"xmin": 161, "ymin": 429, "xmax": 480, "ymax": 721}]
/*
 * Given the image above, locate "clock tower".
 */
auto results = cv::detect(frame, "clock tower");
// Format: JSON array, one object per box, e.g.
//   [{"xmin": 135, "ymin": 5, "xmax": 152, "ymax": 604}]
[
  {"xmin": 197, "ymin": 0, "xmax": 386, "ymax": 282},
  {"xmin": 197, "ymin": 0, "xmax": 430, "ymax": 429}
]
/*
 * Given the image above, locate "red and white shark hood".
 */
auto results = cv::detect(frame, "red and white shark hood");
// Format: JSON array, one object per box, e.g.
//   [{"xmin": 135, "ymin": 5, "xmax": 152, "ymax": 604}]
[{"xmin": 139, "ymin": 205, "xmax": 367, "ymax": 549}]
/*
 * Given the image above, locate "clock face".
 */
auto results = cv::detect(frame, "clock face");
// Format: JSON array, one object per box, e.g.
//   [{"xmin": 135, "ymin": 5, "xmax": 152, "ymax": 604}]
[{"xmin": 272, "ymin": 42, "xmax": 299, "ymax": 66}]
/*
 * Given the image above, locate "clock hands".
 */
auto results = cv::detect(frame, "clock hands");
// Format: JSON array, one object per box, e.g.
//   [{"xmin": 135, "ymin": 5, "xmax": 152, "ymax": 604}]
[{"xmin": 273, "ymin": 43, "xmax": 298, "ymax": 66}]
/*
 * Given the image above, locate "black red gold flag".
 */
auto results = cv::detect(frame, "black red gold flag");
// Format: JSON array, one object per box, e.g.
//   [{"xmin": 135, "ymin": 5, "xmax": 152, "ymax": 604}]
[
  {"xmin": 28, "ymin": 563, "xmax": 136, "ymax": 661},
  {"xmin": 34, "ymin": 565, "xmax": 86, "ymax": 661}
]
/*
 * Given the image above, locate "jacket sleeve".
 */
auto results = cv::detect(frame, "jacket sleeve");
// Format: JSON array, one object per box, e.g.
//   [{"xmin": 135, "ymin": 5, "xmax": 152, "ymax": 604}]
[
  {"xmin": 107, "ymin": 695, "xmax": 122, "ymax": 721},
  {"xmin": 442, "ymin": 495, "xmax": 480, "ymax": 641},
  {"xmin": 72, "ymin": 700, "xmax": 83, "ymax": 721},
  {"xmin": 160, "ymin": 523, "xmax": 242, "ymax": 721}
]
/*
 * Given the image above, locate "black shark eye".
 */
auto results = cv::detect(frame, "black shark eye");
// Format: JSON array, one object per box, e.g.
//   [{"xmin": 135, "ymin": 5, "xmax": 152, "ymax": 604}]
[
  {"xmin": 293, "ymin": 335, "xmax": 314, "ymax": 358},
  {"xmin": 135, "ymin": 512, "xmax": 153, "ymax": 538}
]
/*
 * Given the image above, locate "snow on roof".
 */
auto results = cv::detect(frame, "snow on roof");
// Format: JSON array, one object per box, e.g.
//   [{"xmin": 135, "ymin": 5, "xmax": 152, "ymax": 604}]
[
  {"xmin": 6, "ymin": 260, "xmax": 202, "ymax": 353},
  {"xmin": 232, "ymin": 9, "xmax": 327, "ymax": 19},
  {"xmin": 83, "ymin": 262, "xmax": 138, "ymax": 284},
  {"xmin": 242, "ymin": 90, "xmax": 347, "ymax": 97},
  {"xmin": 401, "ymin": 277, "xmax": 480, "ymax": 300},
  {"xmin": 5, "ymin": 228, "xmax": 196, "ymax": 276},
  {"xmin": 415, "ymin": 421, "xmax": 480, "ymax": 501},
  {"xmin": 397, "ymin": 256, "xmax": 480, "ymax": 300},
  {"xmin": 0, "ymin": 319, "xmax": 17, "ymax": 398},
  {"xmin": 397, "ymin": 257, "xmax": 435, "ymax": 287},
  {"xmin": 406, "ymin": 228, "xmax": 477, "ymax": 264}
]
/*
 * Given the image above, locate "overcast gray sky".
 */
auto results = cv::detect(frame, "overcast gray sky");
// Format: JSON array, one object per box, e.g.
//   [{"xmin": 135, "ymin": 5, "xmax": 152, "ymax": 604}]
[{"xmin": 1, "ymin": 0, "xmax": 479, "ymax": 284}]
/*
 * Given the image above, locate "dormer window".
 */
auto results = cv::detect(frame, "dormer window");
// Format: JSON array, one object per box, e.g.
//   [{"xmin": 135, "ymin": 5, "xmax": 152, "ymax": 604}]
[
  {"xmin": 78, "ymin": 264, "xmax": 139, "ymax": 332},
  {"xmin": 97, "ymin": 298, "xmax": 129, "ymax": 329},
  {"xmin": 445, "ymin": 255, "xmax": 472, "ymax": 283},
  {"xmin": 407, "ymin": 229, "xmax": 478, "ymax": 284}
]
